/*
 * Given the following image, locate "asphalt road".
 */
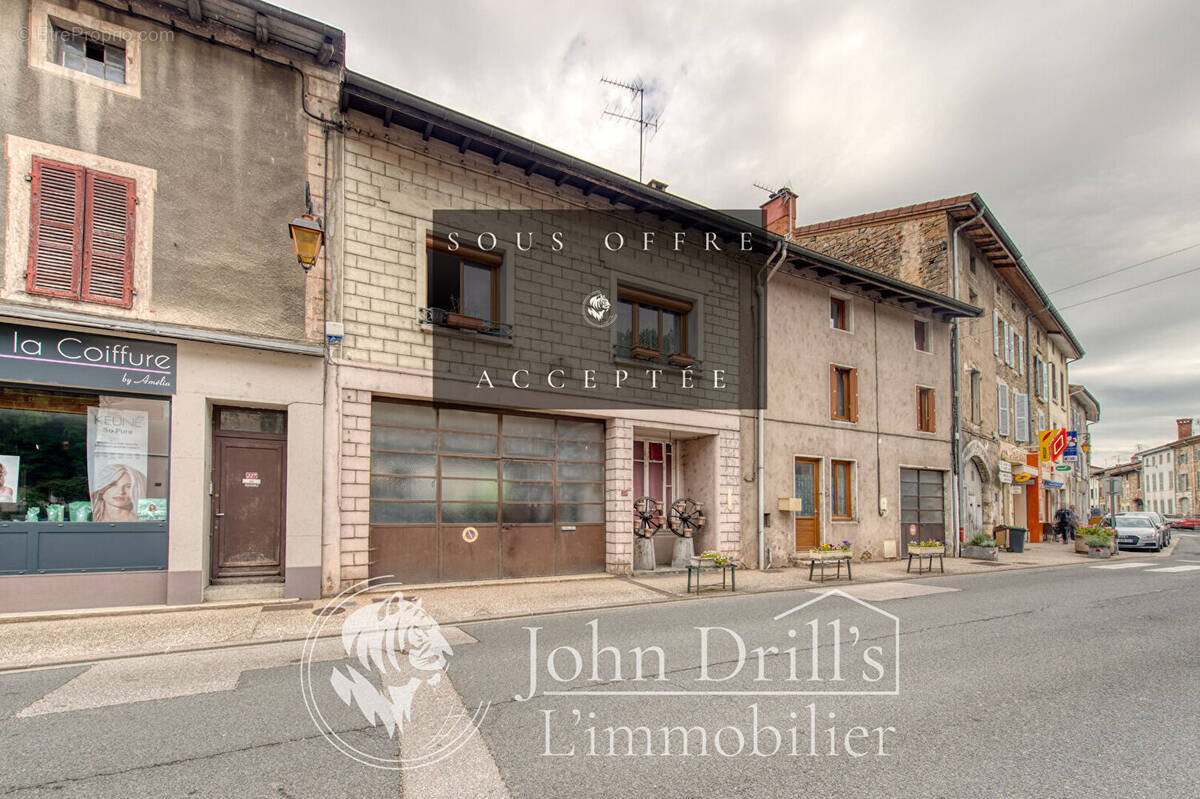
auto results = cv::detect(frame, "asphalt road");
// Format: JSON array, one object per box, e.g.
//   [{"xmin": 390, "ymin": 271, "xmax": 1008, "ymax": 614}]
[{"xmin": 2, "ymin": 536, "xmax": 1199, "ymax": 798}]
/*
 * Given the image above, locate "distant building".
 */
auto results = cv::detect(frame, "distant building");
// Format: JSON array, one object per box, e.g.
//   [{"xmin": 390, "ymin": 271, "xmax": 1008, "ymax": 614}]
[{"xmin": 1135, "ymin": 418, "xmax": 1200, "ymax": 517}]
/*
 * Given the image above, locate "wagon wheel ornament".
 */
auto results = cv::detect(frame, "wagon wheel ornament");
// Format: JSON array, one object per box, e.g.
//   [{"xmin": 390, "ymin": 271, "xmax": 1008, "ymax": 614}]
[
  {"xmin": 633, "ymin": 496, "xmax": 663, "ymax": 538},
  {"xmin": 668, "ymin": 498, "xmax": 705, "ymax": 538}
]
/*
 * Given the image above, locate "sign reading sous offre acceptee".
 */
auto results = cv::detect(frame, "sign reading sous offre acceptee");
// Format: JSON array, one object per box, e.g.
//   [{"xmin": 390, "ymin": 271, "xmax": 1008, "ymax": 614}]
[{"xmin": 0, "ymin": 322, "xmax": 176, "ymax": 395}]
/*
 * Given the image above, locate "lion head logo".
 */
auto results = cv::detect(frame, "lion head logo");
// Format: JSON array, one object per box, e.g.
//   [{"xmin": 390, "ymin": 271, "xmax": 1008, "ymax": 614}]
[
  {"xmin": 329, "ymin": 592, "xmax": 453, "ymax": 737},
  {"xmin": 582, "ymin": 290, "xmax": 616, "ymax": 327}
]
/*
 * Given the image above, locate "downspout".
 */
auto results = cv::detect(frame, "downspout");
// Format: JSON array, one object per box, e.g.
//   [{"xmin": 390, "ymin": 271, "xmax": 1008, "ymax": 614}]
[
  {"xmin": 756, "ymin": 240, "xmax": 787, "ymax": 570},
  {"xmin": 950, "ymin": 207, "xmax": 984, "ymax": 556}
]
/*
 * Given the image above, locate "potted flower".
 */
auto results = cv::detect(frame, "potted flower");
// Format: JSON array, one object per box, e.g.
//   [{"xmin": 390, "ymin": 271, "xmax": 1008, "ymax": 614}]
[
  {"xmin": 694, "ymin": 550, "xmax": 731, "ymax": 568},
  {"xmin": 911, "ymin": 539, "xmax": 946, "ymax": 555},
  {"xmin": 1075, "ymin": 524, "xmax": 1116, "ymax": 555},
  {"xmin": 1082, "ymin": 533, "xmax": 1113, "ymax": 558},
  {"xmin": 810, "ymin": 540, "xmax": 853, "ymax": 560},
  {"xmin": 961, "ymin": 532, "xmax": 998, "ymax": 561}
]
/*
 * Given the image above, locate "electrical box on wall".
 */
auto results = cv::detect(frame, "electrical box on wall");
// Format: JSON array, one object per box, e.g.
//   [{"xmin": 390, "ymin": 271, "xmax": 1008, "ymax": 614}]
[{"xmin": 325, "ymin": 321, "xmax": 344, "ymax": 343}]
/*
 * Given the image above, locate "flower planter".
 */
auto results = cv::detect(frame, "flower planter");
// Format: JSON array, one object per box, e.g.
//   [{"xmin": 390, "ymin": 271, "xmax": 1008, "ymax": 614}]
[
  {"xmin": 809, "ymin": 548, "xmax": 852, "ymax": 560},
  {"xmin": 962, "ymin": 545, "xmax": 998, "ymax": 561},
  {"xmin": 911, "ymin": 545, "xmax": 945, "ymax": 556},
  {"xmin": 1088, "ymin": 547, "xmax": 1112, "ymax": 559},
  {"xmin": 445, "ymin": 312, "xmax": 489, "ymax": 331},
  {"xmin": 629, "ymin": 345, "xmax": 660, "ymax": 360},
  {"xmin": 667, "ymin": 354, "xmax": 696, "ymax": 368}
]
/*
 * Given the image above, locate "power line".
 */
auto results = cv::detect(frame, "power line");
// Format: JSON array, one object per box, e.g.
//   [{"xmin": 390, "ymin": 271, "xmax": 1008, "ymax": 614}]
[
  {"xmin": 1058, "ymin": 262, "xmax": 1200, "ymax": 311},
  {"xmin": 1048, "ymin": 241, "xmax": 1200, "ymax": 294}
]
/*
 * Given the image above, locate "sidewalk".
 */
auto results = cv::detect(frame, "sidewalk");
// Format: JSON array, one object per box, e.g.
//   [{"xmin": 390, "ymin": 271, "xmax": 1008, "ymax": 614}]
[{"xmin": 0, "ymin": 541, "xmax": 1170, "ymax": 671}]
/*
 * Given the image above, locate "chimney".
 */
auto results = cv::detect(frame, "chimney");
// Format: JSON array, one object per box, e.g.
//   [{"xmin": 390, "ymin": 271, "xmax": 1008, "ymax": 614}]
[
  {"xmin": 1178, "ymin": 418, "xmax": 1194, "ymax": 440},
  {"xmin": 759, "ymin": 187, "xmax": 797, "ymax": 238}
]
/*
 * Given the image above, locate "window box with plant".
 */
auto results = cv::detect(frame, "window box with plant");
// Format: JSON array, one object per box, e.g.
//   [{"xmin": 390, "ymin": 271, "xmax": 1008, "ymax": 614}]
[
  {"xmin": 615, "ymin": 286, "xmax": 696, "ymax": 367},
  {"xmin": 962, "ymin": 532, "xmax": 999, "ymax": 560},
  {"xmin": 911, "ymin": 539, "xmax": 945, "ymax": 555},
  {"xmin": 809, "ymin": 540, "xmax": 853, "ymax": 560}
]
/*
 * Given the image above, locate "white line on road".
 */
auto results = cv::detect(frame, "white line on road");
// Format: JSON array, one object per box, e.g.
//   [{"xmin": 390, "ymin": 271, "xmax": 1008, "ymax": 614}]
[
  {"xmin": 1089, "ymin": 562, "xmax": 1152, "ymax": 569},
  {"xmin": 1144, "ymin": 565, "xmax": 1200, "ymax": 573}
]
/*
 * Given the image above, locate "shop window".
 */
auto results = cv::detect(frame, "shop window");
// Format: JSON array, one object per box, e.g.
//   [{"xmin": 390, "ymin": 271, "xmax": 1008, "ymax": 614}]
[
  {"xmin": 830, "ymin": 365, "xmax": 858, "ymax": 422},
  {"xmin": 917, "ymin": 386, "xmax": 936, "ymax": 432},
  {"xmin": 0, "ymin": 386, "xmax": 169, "ymax": 526},
  {"xmin": 615, "ymin": 285, "xmax": 695, "ymax": 367},
  {"xmin": 831, "ymin": 460, "xmax": 853, "ymax": 521},
  {"xmin": 424, "ymin": 234, "xmax": 506, "ymax": 336},
  {"xmin": 27, "ymin": 157, "xmax": 135, "ymax": 308}
]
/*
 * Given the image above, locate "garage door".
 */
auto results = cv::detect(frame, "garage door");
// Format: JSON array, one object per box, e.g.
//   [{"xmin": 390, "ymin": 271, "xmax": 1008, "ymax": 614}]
[
  {"xmin": 900, "ymin": 468, "xmax": 945, "ymax": 555},
  {"xmin": 368, "ymin": 401, "xmax": 606, "ymax": 582}
]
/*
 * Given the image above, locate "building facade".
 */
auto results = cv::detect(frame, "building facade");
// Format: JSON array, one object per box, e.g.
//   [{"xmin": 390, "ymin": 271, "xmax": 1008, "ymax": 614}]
[
  {"xmin": 791, "ymin": 194, "xmax": 1084, "ymax": 545},
  {"xmin": 1068, "ymin": 385, "xmax": 1100, "ymax": 516},
  {"xmin": 1135, "ymin": 417, "xmax": 1200, "ymax": 517},
  {"xmin": 0, "ymin": 0, "xmax": 343, "ymax": 611}
]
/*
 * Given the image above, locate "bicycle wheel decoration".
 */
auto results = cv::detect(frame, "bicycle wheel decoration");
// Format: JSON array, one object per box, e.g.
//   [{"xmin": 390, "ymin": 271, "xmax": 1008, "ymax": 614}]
[{"xmin": 668, "ymin": 498, "xmax": 705, "ymax": 538}]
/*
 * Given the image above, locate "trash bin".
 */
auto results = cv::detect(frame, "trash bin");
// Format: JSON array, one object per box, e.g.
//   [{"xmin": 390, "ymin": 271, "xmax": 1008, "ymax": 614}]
[{"xmin": 1008, "ymin": 526, "xmax": 1026, "ymax": 553}]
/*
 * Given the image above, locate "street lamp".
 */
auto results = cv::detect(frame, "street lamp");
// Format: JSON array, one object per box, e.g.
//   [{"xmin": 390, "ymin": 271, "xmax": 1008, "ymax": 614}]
[{"xmin": 288, "ymin": 213, "xmax": 324, "ymax": 271}]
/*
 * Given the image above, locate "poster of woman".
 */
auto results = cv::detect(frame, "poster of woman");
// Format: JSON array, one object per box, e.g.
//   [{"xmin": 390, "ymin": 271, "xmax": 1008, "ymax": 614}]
[
  {"xmin": 0, "ymin": 455, "xmax": 17, "ymax": 503},
  {"xmin": 87, "ymin": 408, "xmax": 149, "ymax": 523},
  {"xmin": 89, "ymin": 463, "xmax": 146, "ymax": 523}
]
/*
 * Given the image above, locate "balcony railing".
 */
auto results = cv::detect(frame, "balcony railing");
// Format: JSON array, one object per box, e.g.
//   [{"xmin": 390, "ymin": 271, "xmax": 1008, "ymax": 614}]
[{"xmin": 419, "ymin": 307, "xmax": 512, "ymax": 339}]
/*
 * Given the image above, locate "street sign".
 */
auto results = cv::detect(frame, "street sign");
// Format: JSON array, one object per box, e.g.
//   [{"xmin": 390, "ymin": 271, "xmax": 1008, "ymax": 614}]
[
  {"xmin": 1064, "ymin": 431, "xmax": 1078, "ymax": 457},
  {"xmin": 1055, "ymin": 464, "xmax": 1072, "ymax": 472},
  {"xmin": 1039, "ymin": 428, "xmax": 1067, "ymax": 462}
]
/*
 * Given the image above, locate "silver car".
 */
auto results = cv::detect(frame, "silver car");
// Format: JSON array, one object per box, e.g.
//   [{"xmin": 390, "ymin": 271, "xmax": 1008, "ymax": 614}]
[
  {"xmin": 1114, "ymin": 516, "xmax": 1163, "ymax": 551},
  {"xmin": 1116, "ymin": 511, "xmax": 1171, "ymax": 546}
]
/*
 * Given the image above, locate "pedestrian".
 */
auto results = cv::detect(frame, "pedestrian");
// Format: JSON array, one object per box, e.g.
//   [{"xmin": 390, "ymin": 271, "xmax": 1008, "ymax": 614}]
[
  {"xmin": 1054, "ymin": 506, "xmax": 1070, "ymax": 543},
  {"xmin": 1065, "ymin": 505, "xmax": 1078, "ymax": 542}
]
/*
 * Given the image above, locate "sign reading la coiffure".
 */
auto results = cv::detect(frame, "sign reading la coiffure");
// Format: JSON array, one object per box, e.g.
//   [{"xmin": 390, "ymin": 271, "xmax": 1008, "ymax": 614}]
[{"xmin": 0, "ymin": 322, "xmax": 176, "ymax": 395}]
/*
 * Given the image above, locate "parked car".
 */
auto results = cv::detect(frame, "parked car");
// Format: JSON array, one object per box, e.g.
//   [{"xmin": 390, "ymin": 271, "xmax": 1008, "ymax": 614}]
[
  {"xmin": 1126, "ymin": 511, "xmax": 1170, "ymax": 545},
  {"xmin": 1172, "ymin": 516, "xmax": 1200, "ymax": 530},
  {"xmin": 1113, "ymin": 516, "xmax": 1164, "ymax": 551}
]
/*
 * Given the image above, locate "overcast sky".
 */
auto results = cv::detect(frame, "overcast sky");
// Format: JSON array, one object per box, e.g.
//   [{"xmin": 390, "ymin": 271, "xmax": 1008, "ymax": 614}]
[{"xmin": 287, "ymin": 0, "xmax": 1199, "ymax": 465}]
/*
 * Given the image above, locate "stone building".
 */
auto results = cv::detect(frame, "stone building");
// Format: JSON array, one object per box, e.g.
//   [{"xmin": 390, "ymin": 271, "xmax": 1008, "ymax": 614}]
[
  {"xmin": 1136, "ymin": 417, "xmax": 1200, "ymax": 517},
  {"xmin": 0, "ymin": 0, "xmax": 342, "ymax": 611},
  {"xmin": 788, "ymin": 193, "xmax": 1085, "ymax": 545},
  {"xmin": 1068, "ymin": 384, "xmax": 1101, "ymax": 516},
  {"xmin": 1093, "ymin": 460, "xmax": 1143, "ymax": 515}
]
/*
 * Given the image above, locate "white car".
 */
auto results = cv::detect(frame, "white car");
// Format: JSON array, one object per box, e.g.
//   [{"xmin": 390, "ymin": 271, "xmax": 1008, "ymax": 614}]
[
  {"xmin": 1116, "ymin": 512, "xmax": 1171, "ymax": 546},
  {"xmin": 1114, "ymin": 516, "xmax": 1163, "ymax": 551}
]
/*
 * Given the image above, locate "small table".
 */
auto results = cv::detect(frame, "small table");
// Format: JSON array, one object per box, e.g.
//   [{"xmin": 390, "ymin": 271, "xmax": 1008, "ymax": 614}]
[
  {"xmin": 906, "ymin": 550, "xmax": 945, "ymax": 574},
  {"xmin": 807, "ymin": 555, "xmax": 852, "ymax": 582},
  {"xmin": 687, "ymin": 561, "xmax": 737, "ymax": 593}
]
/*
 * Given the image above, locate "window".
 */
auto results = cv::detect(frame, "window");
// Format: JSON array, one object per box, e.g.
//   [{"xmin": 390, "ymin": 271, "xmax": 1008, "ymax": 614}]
[
  {"xmin": 969, "ymin": 255, "xmax": 977, "ymax": 275},
  {"xmin": 1033, "ymin": 356, "xmax": 1045, "ymax": 397},
  {"xmin": 1181, "ymin": 452, "xmax": 1189, "ymax": 465},
  {"xmin": 998, "ymin": 382, "xmax": 1010, "ymax": 436},
  {"xmin": 1051, "ymin": 363, "xmax": 1058, "ymax": 401},
  {"xmin": 1015, "ymin": 335, "xmax": 1023, "ymax": 376},
  {"xmin": 27, "ymin": 157, "xmax": 135, "ymax": 307},
  {"xmin": 616, "ymin": 286, "xmax": 694, "ymax": 365},
  {"xmin": 992, "ymin": 311, "xmax": 1000, "ymax": 356},
  {"xmin": 0, "ymin": 386, "xmax": 169, "ymax": 526},
  {"xmin": 831, "ymin": 460, "xmax": 853, "ymax": 520},
  {"xmin": 914, "ymin": 320, "xmax": 930, "ymax": 352},
  {"xmin": 830, "ymin": 297, "xmax": 849, "ymax": 331},
  {"xmin": 426, "ymin": 234, "xmax": 504, "ymax": 334},
  {"xmin": 55, "ymin": 25, "xmax": 126, "ymax": 84},
  {"xmin": 830, "ymin": 365, "xmax": 858, "ymax": 422},
  {"xmin": 1180, "ymin": 474, "xmax": 1190, "ymax": 492},
  {"xmin": 917, "ymin": 387, "xmax": 935, "ymax": 432},
  {"xmin": 1037, "ymin": 410, "xmax": 1046, "ymax": 436},
  {"xmin": 969, "ymin": 367, "xmax": 979, "ymax": 422}
]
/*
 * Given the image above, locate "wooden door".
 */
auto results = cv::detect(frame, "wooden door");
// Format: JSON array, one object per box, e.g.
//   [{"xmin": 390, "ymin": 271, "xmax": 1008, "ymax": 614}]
[
  {"xmin": 211, "ymin": 435, "xmax": 285, "ymax": 579},
  {"xmin": 794, "ymin": 457, "xmax": 820, "ymax": 550}
]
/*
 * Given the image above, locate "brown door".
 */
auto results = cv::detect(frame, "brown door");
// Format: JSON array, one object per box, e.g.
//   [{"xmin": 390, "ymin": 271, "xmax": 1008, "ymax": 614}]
[
  {"xmin": 211, "ymin": 409, "xmax": 286, "ymax": 581},
  {"xmin": 794, "ymin": 457, "xmax": 820, "ymax": 550}
]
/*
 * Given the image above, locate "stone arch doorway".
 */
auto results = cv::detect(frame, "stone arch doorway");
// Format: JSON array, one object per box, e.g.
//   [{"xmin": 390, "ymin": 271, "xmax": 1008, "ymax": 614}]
[{"xmin": 964, "ymin": 459, "xmax": 985, "ymax": 539}]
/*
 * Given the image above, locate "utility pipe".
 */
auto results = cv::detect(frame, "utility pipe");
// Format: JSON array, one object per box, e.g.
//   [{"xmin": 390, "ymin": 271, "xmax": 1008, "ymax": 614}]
[
  {"xmin": 950, "ymin": 208, "xmax": 984, "ymax": 556},
  {"xmin": 756, "ymin": 239, "xmax": 787, "ymax": 569}
]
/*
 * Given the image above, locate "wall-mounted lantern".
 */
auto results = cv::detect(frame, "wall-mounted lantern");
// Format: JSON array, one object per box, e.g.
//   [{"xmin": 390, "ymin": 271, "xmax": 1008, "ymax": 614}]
[{"xmin": 288, "ymin": 182, "xmax": 325, "ymax": 271}]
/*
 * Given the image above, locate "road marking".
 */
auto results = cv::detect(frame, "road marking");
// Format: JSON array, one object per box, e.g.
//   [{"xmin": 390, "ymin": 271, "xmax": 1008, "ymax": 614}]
[
  {"xmin": 1090, "ymin": 562, "xmax": 1152, "ymax": 569},
  {"xmin": 805, "ymin": 582, "xmax": 958, "ymax": 601},
  {"xmin": 15, "ymin": 626, "xmax": 476, "ymax": 718},
  {"xmin": 1144, "ymin": 565, "xmax": 1200, "ymax": 573}
]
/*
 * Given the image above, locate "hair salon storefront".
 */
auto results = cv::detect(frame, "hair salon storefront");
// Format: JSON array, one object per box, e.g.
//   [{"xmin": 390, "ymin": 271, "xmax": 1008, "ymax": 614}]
[{"xmin": 0, "ymin": 320, "xmax": 325, "ymax": 612}]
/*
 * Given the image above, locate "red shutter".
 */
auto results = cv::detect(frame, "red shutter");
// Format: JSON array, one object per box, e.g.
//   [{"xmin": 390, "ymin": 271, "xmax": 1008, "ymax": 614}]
[
  {"xmin": 82, "ymin": 170, "xmax": 136, "ymax": 307},
  {"xmin": 28, "ymin": 158, "xmax": 84, "ymax": 298}
]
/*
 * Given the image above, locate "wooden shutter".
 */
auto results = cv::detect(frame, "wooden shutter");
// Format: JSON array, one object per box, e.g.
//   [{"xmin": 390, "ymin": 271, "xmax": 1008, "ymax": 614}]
[
  {"xmin": 82, "ymin": 170, "xmax": 136, "ymax": 307},
  {"xmin": 928, "ymin": 389, "xmax": 935, "ymax": 432},
  {"xmin": 849, "ymin": 368, "xmax": 859, "ymax": 422},
  {"xmin": 28, "ymin": 158, "xmax": 84, "ymax": 298},
  {"xmin": 993, "ymin": 311, "xmax": 999, "ymax": 356},
  {"xmin": 829, "ymin": 364, "xmax": 837, "ymax": 419},
  {"xmin": 998, "ymin": 383, "xmax": 1010, "ymax": 436}
]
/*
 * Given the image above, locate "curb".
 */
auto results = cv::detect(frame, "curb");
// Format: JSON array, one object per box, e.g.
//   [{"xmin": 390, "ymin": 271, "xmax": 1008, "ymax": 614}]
[{"xmin": 0, "ymin": 552, "xmax": 1112, "ymax": 674}]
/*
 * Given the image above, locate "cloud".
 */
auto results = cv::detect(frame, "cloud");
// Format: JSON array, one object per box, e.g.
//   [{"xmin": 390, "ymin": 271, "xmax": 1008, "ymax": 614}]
[{"xmin": 285, "ymin": 0, "xmax": 1200, "ymax": 462}]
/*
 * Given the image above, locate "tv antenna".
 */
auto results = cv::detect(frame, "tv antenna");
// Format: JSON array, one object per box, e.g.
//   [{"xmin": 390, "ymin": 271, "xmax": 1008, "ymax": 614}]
[{"xmin": 601, "ymin": 76, "xmax": 660, "ymax": 182}]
